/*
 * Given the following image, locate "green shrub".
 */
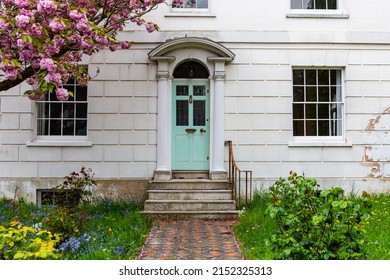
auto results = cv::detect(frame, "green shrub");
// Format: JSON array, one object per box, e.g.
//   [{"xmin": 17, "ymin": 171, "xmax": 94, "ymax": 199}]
[
  {"xmin": 55, "ymin": 167, "xmax": 97, "ymax": 208},
  {"xmin": 266, "ymin": 172, "xmax": 371, "ymax": 260},
  {"xmin": 0, "ymin": 221, "xmax": 61, "ymax": 260}
]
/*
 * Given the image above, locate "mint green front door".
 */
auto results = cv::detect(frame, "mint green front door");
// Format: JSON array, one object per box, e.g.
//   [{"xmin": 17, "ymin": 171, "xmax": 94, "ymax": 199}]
[{"xmin": 172, "ymin": 82, "xmax": 210, "ymax": 170}]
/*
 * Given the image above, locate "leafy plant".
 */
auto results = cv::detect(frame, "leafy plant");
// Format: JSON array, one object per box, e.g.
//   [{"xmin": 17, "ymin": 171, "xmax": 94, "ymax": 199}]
[
  {"xmin": 0, "ymin": 221, "xmax": 61, "ymax": 260},
  {"xmin": 266, "ymin": 172, "xmax": 371, "ymax": 260},
  {"xmin": 55, "ymin": 167, "xmax": 97, "ymax": 208},
  {"xmin": 44, "ymin": 207, "xmax": 88, "ymax": 240}
]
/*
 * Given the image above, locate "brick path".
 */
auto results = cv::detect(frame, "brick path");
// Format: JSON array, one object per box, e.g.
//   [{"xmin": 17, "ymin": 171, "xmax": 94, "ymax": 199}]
[{"xmin": 137, "ymin": 220, "xmax": 243, "ymax": 260}]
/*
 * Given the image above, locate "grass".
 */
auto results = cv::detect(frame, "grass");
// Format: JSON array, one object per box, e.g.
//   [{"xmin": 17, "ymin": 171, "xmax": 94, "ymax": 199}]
[
  {"xmin": 234, "ymin": 192, "xmax": 390, "ymax": 260},
  {"xmin": 0, "ymin": 196, "xmax": 152, "ymax": 260}
]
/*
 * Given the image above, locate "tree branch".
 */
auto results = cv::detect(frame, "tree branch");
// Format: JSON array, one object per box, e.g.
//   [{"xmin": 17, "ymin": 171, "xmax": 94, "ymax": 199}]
[{"xmin": 0, "ymin": 66, "xmax": 36, "ymax": 92}]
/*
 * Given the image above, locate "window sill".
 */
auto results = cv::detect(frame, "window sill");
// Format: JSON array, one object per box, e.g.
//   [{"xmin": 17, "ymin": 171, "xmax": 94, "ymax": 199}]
[
  {"xmin": 165, "ymin": 12, "xmax": 216, "ymax": 18},
  {"xmin": 26, "ymin": 140, "xmax": 93, "ymax": 147},
  {"xmin": 286, "ymin": 11, "xmax": 349, "ymax": 19},
  {"xmin": 288, "ymin": 140, "xmax": 352, "ymax": 147}
]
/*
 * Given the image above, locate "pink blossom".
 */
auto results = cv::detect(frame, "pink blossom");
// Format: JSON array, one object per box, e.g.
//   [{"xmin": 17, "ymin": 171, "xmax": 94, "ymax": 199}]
[
  {"xmin": 15, "ymin": 0, "xmax": 31, "ymax": 9},
  {"xmin": 55, "ymin": 88, "xmax": 69, "ymax": 101},
  {"xmin": 69, "ymin": 10, "xmax": 85, "ymax": 21},
  {"xmin": 49, "ymin": 20, "xmax": 65, "ymax": 33},
  {"xmin": 0, "ymin": 18, "xmax": 10, "ymax": 29},
  {"xmin": 39, "ymin": 58, "xmax": 57, "ymax": 71},
  {"xmin": 76, "ymin": 20, "xmax": 91, "ymax": 33},
  {"xmin": 27, "ymin": 92, "xmax": 45, "ymax": 101},
  {"xmin": 31, "ymin": 24, "xmax": 43, "ymax": 37},
  {"xmin": 37, "ymin": 0, "xmax": 57, "ymax": 15},
  {"xmin": 15, "ymin": 15, "xmax": 30, "ymax": 28},
  {"xmin": 4, "ymin": 68, "xmax": 19, "ymax": 80},
  {"xmin": 145, "ymin": 22, "xmax": 156, "ymax": 33},
  {"xmin": 120, "ymin": 41, "xmax": 131, "ymax": 49},
  {"xmin": 44, "ymin": 72, "xmax": 62, "ymax": 84}
]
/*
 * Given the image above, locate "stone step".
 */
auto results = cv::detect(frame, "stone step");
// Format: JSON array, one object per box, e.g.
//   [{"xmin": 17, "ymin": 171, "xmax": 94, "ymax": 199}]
[
  {"xmin": 140, "ymin": 210, "xmax": 240, "ymax": 220},
  {"xmin": 147, "ymin": 190, "xmax": 233, "ymax": 200},
  {"xmin": 144, "ymin": 200, "xmax": 237, "ymax": 211},
  {"xmin": 150, "ymin": 180, "xmax": 230, "ymax": 190}
]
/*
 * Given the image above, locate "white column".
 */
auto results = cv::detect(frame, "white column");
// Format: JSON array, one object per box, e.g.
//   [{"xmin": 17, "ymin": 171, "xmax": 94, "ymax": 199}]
[
  {"xmin": 209, "ymin": 59, "xmax": 229, "ymax": 180},
  {"xmin": 151, "ymin": 57, "xmax": 175, "ymax": 181}
]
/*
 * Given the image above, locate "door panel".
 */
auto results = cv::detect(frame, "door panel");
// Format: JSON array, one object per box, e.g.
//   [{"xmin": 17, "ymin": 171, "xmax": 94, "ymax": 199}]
[{"xmin": 172, "ymin": 82, "xmax": 210, "ymax": 170}]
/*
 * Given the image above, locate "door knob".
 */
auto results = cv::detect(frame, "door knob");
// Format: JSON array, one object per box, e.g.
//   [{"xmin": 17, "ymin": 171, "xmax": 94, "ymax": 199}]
[{"xmin": 200, "ymin": 128, "xmax": 206, "ymax": 133}]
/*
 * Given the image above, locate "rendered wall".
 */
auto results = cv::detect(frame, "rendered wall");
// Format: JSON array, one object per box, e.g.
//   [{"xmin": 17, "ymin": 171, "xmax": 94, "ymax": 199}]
[{"xmin": 1, "ymin": 0, "xmax": 390, "ymax": 200}]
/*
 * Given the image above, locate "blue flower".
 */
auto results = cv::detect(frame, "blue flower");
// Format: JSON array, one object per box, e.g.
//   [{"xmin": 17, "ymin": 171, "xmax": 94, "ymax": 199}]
[
  {"xmin": 114, "ymin": 246, "xmax": 124, "ymax": 256},
  {"xmin": 59, "ymin": 237, "xmax": 81, "ymax": 253}
]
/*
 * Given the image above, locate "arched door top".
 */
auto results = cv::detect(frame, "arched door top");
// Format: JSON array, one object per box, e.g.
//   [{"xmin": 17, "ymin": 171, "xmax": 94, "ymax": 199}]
[
  {"xmin": 149, "ymin": 37, "xmax": 235, "ymax": 60},
  {"xmin": 173, "ymin": 60, "xmax": 209, "ymax": 79}
]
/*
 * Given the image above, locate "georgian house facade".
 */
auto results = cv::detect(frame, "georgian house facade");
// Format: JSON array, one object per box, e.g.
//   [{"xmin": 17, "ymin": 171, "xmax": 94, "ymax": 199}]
[{"xmin": 1, "ymin": 0, "xmax": 390, "ymax": 203}]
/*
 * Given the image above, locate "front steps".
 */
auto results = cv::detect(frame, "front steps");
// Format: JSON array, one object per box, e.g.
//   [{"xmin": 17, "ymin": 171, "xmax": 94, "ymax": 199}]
[{"xmin": 141, "ymin": 180, "xmax": 239, "ymax": 220}]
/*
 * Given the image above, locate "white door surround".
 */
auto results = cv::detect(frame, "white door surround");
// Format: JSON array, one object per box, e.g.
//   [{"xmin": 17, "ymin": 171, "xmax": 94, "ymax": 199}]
[{"xmin": 149, "ymin": 37, "xmax": 235, "ymax": 180}]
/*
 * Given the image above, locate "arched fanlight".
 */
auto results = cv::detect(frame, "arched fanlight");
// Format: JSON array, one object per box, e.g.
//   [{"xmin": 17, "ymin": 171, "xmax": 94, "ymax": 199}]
[{"xmin": 173, "ymin": 60, "xmax": 209, "ymax": 78}]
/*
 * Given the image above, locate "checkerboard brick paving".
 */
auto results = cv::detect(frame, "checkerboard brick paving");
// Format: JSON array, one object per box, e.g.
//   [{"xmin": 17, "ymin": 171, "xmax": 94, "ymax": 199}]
[{"xmin": 137, "ymin": 220, "xmax": 243, "ymax": 260}]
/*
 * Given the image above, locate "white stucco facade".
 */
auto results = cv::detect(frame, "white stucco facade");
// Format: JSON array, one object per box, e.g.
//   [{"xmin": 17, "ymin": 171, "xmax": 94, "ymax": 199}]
[{"xmin": 1, "ymin": 0, "xmax": 390, "ymax": 201}]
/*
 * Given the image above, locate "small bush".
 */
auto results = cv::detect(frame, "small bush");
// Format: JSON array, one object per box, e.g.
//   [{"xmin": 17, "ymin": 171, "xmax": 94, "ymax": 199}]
[
  {"xmin": 267, "ymin": 172, "xmax": 371, "ymax": 260},
  {"xmin": 55, "ymin": 167, "xmax": 97, "ymax": 208},
  {"xmin": 0, "ymin": 221, "xmax": 61, "ymax": 260}
]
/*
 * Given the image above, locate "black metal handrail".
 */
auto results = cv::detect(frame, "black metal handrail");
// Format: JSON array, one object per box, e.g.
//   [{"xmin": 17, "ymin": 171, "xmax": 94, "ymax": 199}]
[{"xmin": 225, "ymin": 140, "xmax": 253, "ymax": 206}]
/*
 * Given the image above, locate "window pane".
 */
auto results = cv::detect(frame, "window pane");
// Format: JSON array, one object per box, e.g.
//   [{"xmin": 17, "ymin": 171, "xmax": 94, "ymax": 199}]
[
  {"xmin": 49, "ymin": 120, "xmax": 61, "ymax": 135},
  {"xmin": 306, "ymin": 86, "xmax": 317, "ymax": 102},
  {"xmin": 330, "ymin": 70, "xmax": 341, "ymax": 85},
  {"xmin": 293, "ymin": 104, "xmax": 305, "ymax": 119},
  {"xmin": 193, "ymin": 85, "xmax": 206, "ymax": 96},
  {"xmin": 176, "ymin": 100, "xmax": 189, "ymax": 126},
  {"xmin": 306, "ymin": 70, "xmax": 317, "ymax": 85},
  {"xmin": 76, "ymin": 103, "xmax": 88, "ymax": 118},
  {"xmin": 63, "ymin": 103, "xmax": 74, "ymax": 118},
  {"xmin": 76, "ymin": 120, "xmax": 87, "ymax": 136},
  {"xmin": 305, "ymin": 104, "xmax": 317, "ymax": 119},
  {"xmin": 331, "ymin": 120, "xmax": 342, "ymax": 136},
  {"xmin": 318, "ymin": 104, "xmax": 330, "ymax": 119},
  {"xmin": 37, "ymin": 119, "xmax": 48, "ymax": 135},
  {"xmin": 318, "ymin": 87, "xmax": 330, "ymax": 102},
  {"xmin": 198, "ymin": 0, "xmax": 208, "ymax": 8},
  {"xmin": 328, "ymin": 0, "xmax": 337, "ymax": 9},
  {"xmin": 316, "ymin": 0, "xmax": 326, "ymax": 9},
  {"xmin": 50, "ymin": 103, "xmax": 62, "ymax": 118},
  {"xmin": 318, "ymin": 70, "xmax": 329, "ymax": 85},
  {"xmin": 193, "ymin": 100, "xmax": 206, "ymax": 126},
  {"xmin": 306, "ymin": 120, "xmax": 317, "ymax": 136},
  {"xmin": 291, "ymin": 0, "xmax": 302, "ymax": 9},
  {"xmin": 176, "ymin": 86, "xmax": 189, "ymax": 96},
  {"xmin": 293, "ymin": 120, "xmax": 305, "ymax": 136},
  {"xmin": 76, "ymin": 86, "xmax": 87, "ymax": 101},
  {"xmin": 331, "ymin": 86, "xmax": 342, "ymax": 102},
  {"xmin": 293, "ymin": 69, "xmax": 305, "ymax": 85},
  {"xmin": 63, "ymin": 120, "xmax": 75, "ymax": 136},
  {"xmin": 318, "ymin": 120, "xmax": 330, "ymax": 136},
  {"xmin": 293, "ymin": 87, "xmax": 304, "ymax": 102},
  {"xmin": 305, "ymin": 0, "xmax": 314, "ymax": 9}
]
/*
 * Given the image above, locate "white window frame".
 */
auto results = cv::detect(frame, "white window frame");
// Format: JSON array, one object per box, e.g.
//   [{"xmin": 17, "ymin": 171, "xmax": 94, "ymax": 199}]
[
  {"xmin": 27, "ymin": 78, "xmax": 92, "ymax": 147},
  {"xmin": 287, "ymin": 0, "xmax": 349, "ymax": 19},
  {"xmin": 167, "ymin": 0, "xmax": 215, "ymax": 17},
  {"xmin": 289, "ymin": 68, "xmax": 351, "ymax": 147}
]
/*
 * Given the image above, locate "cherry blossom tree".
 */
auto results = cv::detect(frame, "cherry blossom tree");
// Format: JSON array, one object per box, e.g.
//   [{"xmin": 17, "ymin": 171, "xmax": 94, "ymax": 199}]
[{"xmin": 0, "ymin": 0, "xmax": 183, "ymax": 100}]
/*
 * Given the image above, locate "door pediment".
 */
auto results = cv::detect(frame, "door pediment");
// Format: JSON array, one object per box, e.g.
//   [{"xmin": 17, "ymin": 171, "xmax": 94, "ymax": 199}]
[{"xmin": 149, "ymin": 37, "xmax": 235, "ymax": 60}]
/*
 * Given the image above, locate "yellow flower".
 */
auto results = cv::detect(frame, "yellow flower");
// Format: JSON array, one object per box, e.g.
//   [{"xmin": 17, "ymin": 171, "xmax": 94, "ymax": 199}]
[
  {"xmin": 108, "ymin": 228, "xmax": 112, "ymax": 232},
  {"xmin": 102, "ymin": 248, "xmax": 107, "ymax": 252}
]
